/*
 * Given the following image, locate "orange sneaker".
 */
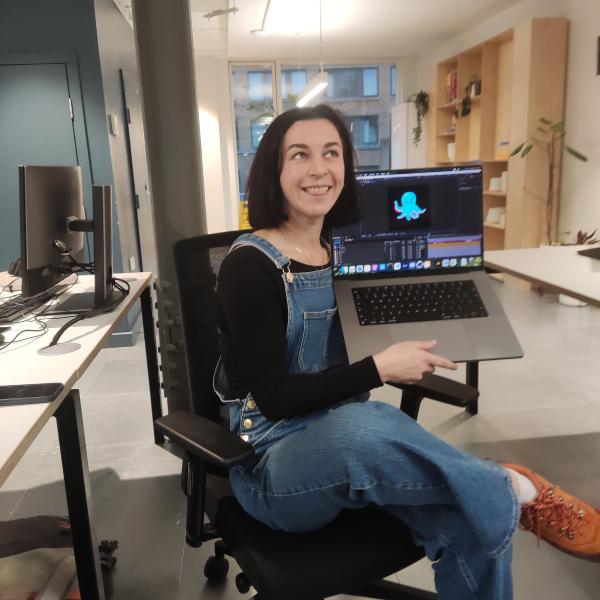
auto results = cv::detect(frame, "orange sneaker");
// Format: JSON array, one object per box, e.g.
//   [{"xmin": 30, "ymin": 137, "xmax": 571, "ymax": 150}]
[{"xmin": 504, "ymin": 463, "xmax": 600, "ymax": 562}]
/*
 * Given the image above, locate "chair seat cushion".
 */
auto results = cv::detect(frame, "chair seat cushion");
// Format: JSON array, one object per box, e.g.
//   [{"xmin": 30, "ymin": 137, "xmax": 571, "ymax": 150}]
[{"xmin": 215, "ymin": 494, "xmax": 426, "ymax": 600}]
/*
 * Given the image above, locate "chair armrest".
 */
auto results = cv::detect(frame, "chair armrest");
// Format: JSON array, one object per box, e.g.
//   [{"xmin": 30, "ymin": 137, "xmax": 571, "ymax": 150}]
[
  {"xmin": 155, "ymin": 411, "xmax": 255, "ymax": 468},
  {"xmin": 390, "ymin": 372, "xmax": 479, "ymax": 408}
]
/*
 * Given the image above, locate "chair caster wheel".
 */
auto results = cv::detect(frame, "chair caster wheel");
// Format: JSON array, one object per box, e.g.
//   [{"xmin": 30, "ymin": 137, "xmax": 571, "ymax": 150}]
[
  {"xmin": 235, "ymin": 572, "xmax": 251, "ymax": 593},
  {"xmin": 204, "ymin": 555, "xmax": 229, "ymax": 583}
]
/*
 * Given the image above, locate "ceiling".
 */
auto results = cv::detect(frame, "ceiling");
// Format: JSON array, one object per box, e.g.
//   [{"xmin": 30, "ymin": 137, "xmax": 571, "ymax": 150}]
[{"xmin": 190, "ymin": 0, "xmax": 522, "ymax": 60}]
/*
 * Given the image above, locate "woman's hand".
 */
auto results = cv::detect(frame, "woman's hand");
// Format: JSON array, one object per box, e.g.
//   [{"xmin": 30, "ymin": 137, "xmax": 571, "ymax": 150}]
[{"xmin": 373, "ymin": 340, "xmax": 457, "ymax": 385}]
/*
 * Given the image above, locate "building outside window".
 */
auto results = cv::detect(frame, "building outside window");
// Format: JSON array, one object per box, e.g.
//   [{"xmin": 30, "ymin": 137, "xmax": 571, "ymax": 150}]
[
  {"xmin": 327, "ymin": 67, "xmax": 378, "ymax": 99},
  {"xmin": 281, "ymin": 69, "xmax": 307, "ymax": 104},
  {"xmin": 231, "ymin": 64, "xmax": 276, "ymax": 224},
  {"xmin": 231, "ymin": 62, "xmax": 397, "ymax": 226},
  {"xmin": 345, "ymin": 115, "xmax": 379, "ymax": 148},
  {"xmin": 248, "ymin": 70, "xmax": 273, "ymax": 103}
]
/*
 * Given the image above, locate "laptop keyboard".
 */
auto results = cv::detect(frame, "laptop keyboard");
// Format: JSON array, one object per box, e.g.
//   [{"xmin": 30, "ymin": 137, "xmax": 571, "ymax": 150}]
[{"xmin": 352, "ymin": 279, "xmax": 488, "ymax": 326}]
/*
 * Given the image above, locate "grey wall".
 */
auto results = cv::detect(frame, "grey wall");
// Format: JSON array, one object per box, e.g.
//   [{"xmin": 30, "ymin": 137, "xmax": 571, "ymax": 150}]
[
  {"xmin": 1, "ymin": 0, "xmax": 144, "ymax": 343},
  {"xmin": 94, "ymin": 0, "xmax": 143, "ymax": 275}
]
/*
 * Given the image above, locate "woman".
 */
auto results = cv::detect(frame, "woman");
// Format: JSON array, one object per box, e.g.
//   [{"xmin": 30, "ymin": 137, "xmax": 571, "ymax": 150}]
[{"xmin": 216, "ymin": 104, "xmax": 599, "ymax": 599}]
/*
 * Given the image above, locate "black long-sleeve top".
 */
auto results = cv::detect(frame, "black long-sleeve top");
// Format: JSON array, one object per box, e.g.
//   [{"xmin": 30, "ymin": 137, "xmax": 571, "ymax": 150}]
[{"xmin": 217, "ymin": 245, "xmax": 382, "ymax": 421}]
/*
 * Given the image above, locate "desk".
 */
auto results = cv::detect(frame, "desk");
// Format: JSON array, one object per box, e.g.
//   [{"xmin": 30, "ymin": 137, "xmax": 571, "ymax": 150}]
[
  {"xmin": 0, "ymin": 273, "xmax": 161, "ymax": 599},
  {"xmin": 485, "ymin": 245, "xmax": 600, "ymax": 307}
]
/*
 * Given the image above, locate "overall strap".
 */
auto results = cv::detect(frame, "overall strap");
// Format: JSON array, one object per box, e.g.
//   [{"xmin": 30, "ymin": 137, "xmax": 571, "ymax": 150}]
[{"xmin": 229, "ymin": 233, "xmax": 291, "ymax": 270}]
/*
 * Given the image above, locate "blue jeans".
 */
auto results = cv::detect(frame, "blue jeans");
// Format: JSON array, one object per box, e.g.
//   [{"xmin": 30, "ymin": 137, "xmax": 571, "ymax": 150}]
[
  {"xmin": 220, "ymin": 234, "xmax": 520, "ymax": 599},
  {"xmin": 231, "ymin": 401, "xmax": 518, "ymax": 600}
]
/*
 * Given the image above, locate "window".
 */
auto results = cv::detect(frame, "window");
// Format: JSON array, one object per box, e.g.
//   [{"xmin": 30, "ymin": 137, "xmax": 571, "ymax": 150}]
[
  {"xmin": 345, "ymin": 116, "xmax": 379, "ymax": 148},
  {"xmin": 281, "ymin": 69, "xmax": 307, "ymax": 102},
  {"xmin": 251, "ymin": 119, "xmax": 269, "ymax": 149},
  {"xmin": 248, "ymin": 71, "xmax": 273, "ymax": 103},
  {"xmin": 231, "ymin": 62, "xmax": 394, "ymax": 224},
  {"xmin": 327, "ymin": 67, "xmax": 378, "ymax": 99},
  {"xmin": 390, "ymin": 65, "xmax": 397, "ymax": 98}
]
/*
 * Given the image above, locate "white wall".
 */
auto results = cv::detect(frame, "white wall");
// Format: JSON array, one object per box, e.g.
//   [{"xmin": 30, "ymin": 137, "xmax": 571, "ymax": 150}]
[
  {"xmin": 415, "ymin": 0, "xmax": 600, "ymax": 239},
  {"xmin": 560, "ymin": 0, "xmax": 600, "ymax": 239},
  {"xmin": 195, "ymin": 54, "xmax": 239, "ymax": 233}
]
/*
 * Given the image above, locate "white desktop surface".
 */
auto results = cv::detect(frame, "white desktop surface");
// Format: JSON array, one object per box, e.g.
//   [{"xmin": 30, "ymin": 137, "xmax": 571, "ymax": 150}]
[
  {"xmin": 485, "ymin": 245, "xmax": 600, "ymax": 306},
  {"xmin": 0, "ymin": 272, "xmax": 152, "ymax": 485}
]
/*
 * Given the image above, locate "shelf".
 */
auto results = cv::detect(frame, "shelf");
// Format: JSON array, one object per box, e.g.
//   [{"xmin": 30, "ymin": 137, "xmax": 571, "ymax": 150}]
[
  {"xmin": 438, "ymin": 95, "xmax": 481, "ymax": 111},
  {"xmin": 484, "ymin": 191, "xmax": 507, "ymax": 197},
  {"xmin": 481, "ymin": 159, "xmax": 509, "ymax": 163},
  {"xmin": 437, "ymin": 131, "xmax": 456, "ymax": 137},
  {"xmin": 484, "ymin": 221, "xmax": 505, "ymax": 230},
  {"xmin": 438, "ymin": 100, "xmax": 460, "ymax": 110}
]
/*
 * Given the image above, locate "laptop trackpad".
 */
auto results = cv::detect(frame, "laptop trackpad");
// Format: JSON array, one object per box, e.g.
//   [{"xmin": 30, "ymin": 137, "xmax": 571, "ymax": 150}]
[{"xmin": 388, "ymin": 320, "xmax": 476, "ymax": 363}]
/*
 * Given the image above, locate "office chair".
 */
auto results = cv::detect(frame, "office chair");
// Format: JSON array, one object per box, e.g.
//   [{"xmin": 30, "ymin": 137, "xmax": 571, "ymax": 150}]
[{"xmin": 155, "ymin": 230, "xmax": 479, "ymax": 600}]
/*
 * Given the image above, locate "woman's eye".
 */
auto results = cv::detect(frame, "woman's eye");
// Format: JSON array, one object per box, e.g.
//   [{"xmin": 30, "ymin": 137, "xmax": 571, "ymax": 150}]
[
  {"xmin": 325, "ymin": 149, "xmax": 340, "ymax": 158},
  {"xmin": 291, "ymin": 151, "xmax": 307, "ymax": 160}
]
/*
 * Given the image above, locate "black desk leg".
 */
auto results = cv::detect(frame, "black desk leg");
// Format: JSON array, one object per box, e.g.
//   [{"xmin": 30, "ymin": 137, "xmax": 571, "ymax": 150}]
[
  {"xmin": 55, "ymin": 390, "xmax": 105, "ymax": 600},
  {"xmin": 141, "ymin": 286, "xmax": 164, "ymax": 444},
  {"xmin": 466, "ymin": 361, "xmax": 479, "ymax": 415}
]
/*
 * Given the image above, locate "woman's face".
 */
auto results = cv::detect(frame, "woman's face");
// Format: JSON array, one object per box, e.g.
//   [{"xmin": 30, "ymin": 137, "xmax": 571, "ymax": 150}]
[{"xmin": 279, "ymin": 118, "xmax": 345, "ymax": 224}]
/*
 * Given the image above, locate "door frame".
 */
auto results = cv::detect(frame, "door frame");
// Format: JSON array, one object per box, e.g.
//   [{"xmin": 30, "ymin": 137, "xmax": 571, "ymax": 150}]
[{"xmin": 0, "ymin": 52, "xmax": 94, "ymax": 229}]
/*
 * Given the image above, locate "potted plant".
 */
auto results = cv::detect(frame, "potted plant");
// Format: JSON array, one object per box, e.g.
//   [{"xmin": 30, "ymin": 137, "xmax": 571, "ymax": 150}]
[
  {"xmin": 408, "ymin": 90, "xmax": 429, "ymax": 146},
  {"xmin": 510, "ymin": 117, "xmax": 588, "ymax": 245}
]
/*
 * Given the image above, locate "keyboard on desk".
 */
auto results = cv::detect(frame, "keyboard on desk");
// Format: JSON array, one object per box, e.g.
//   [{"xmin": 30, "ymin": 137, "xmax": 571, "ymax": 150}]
[
  {"xmin": 352, "ymin": 279, "xmax": 488, "ymax": 326},
  {"xmin": 0, "ymin": 286, "xmax": 65, "ymax": 324}
]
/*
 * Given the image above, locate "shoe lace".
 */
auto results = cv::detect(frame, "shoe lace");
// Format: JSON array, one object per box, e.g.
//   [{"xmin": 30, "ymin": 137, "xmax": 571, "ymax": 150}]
[{"xmin": 521, "ymin": 485, "xmax": 586, "ymax": 545}]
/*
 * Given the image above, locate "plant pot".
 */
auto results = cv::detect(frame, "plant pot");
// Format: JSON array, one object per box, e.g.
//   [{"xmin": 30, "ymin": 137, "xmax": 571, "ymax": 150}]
[{"xmin": 558, "ymin": 293, "xmax": 588, "ymax": 307}]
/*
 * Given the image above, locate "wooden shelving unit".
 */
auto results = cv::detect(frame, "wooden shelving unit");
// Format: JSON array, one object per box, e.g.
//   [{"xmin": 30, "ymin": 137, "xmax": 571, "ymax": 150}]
[{"xmin": 428, "ymin": 18, "xmax": 569, "ymax": 251}]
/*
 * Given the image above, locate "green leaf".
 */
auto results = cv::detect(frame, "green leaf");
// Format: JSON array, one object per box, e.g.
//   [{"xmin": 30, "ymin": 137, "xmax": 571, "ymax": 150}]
[
  {"xmin": 565, "ymin": 146, "xmax": 588, "ymax": 161},
  {"xmin": 539, "ymin": 117, "xmax": 552, "ymax": 125},
  {"xmin": 510, "ymin": 142, "xmax": 526, "ymax": 157},
  {"xmin": 521, "ymin": 144, "xmax": 534, "ymax": 158},
  {"xmin": 549, "ymin": 121, "xmax": 564, "ymax": 133}
]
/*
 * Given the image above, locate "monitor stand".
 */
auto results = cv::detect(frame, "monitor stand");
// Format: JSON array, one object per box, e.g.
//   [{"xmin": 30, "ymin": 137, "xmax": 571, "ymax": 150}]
[
  {"xmin": 45, "ymin": 185, "xmax": 114, "ymax": 315},
  {"xmin": 578, "ymin": 246, "xmax": 600, "ymax": 260},
  {"xmin": 50, "ymin": 290, "xmax": 115, "ymax": 314}
]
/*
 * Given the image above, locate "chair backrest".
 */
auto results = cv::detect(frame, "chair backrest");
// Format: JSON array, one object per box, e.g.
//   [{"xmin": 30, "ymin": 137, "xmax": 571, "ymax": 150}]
[{"xmin": 173, "ymin": 230, "xmax": 249, "ymax": 423}]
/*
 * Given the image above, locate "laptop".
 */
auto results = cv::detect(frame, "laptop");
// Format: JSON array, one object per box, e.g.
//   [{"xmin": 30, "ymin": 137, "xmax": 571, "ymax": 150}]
[{"xmin": 331, "ymin": 165, "xmax": 523, "ymax": 364}]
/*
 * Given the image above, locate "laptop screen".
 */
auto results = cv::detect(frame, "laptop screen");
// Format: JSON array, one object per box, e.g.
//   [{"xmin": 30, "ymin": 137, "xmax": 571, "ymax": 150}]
[{"xmin": 331, "ymin": 165, "xmax": 484, "ymax": 279}]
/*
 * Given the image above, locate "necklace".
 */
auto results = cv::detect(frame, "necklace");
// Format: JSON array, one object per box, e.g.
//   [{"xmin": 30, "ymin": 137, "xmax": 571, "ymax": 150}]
[{"xmin": 293, "ymin": 244, "xmax": 329, "ymax": 267}]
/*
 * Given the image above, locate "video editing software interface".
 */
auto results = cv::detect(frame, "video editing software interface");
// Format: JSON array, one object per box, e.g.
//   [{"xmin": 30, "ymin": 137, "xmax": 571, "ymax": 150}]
[{"xmin": 332, "ymin": 166, "xmax": 484, "ymax": 278}]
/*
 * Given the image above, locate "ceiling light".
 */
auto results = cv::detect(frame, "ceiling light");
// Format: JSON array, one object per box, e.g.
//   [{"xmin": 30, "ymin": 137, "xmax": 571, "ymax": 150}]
[
  {"xmin": 250, "ymin": 0, "xmax": 272, "ymax": 37},
  {"xmin": 204, "ymin": 6, "xmax": 239, "ymax": 19},
  {"xmin": 296, "ymin": 71, "xmax": 328, "ymax": 107},
  {"xmin": 250, "ymin": 28, "xmax": 271, "ymax": 37},
  {"xmin": 296, "ymin": 0, "xmax": 328, "ymax": 107}
]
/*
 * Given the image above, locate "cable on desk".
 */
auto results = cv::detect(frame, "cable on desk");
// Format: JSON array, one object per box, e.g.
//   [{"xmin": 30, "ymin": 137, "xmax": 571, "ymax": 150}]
[{"xmin": 46, "ymin": 277, "xmax": 131, "ymax": 348}]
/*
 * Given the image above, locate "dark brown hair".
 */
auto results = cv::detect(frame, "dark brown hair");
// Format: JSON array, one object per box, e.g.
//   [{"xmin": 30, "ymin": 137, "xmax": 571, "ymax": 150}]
[{"xmin": 246, "ymin": 104, "xmax": 359, "ymax": 231}]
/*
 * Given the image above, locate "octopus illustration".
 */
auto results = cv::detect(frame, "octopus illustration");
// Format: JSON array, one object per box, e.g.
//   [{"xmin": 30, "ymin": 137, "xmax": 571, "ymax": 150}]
[{"xmin": 393, "ymin": 191, "xmax": 426, "ymax": 221}]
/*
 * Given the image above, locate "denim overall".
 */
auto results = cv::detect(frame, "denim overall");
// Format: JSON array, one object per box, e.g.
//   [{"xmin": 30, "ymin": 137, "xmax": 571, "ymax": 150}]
[{"xmin": 217, "ymin": 233, "xmax": 519, "ymax": 600}]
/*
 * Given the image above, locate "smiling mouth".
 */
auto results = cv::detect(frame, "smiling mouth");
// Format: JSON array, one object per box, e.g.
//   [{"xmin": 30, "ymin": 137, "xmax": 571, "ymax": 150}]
[{"xmin": 302, "ymin": 185, "xmax": 332, "ymax": 194}]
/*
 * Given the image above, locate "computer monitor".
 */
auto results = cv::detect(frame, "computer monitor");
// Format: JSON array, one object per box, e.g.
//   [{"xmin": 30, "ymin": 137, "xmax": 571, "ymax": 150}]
[
  {"xmin": 19, "ymin": 165, "xmax": 85, "ymax": 296},
  {"xmin": 19, "ymin": 165, "xmax": 114, "ymax": 311}
]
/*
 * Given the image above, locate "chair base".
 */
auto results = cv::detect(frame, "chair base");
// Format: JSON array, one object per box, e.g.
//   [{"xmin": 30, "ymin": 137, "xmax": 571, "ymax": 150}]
[{"xmin": 249, "ymin": 578, "xmax": 437, "ymax": 600}]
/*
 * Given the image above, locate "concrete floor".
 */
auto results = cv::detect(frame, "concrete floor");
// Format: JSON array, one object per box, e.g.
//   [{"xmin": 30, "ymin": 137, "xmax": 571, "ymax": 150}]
[{"xmin": 1, "ymin": 277, "xmax": 599, "ymax": 599}]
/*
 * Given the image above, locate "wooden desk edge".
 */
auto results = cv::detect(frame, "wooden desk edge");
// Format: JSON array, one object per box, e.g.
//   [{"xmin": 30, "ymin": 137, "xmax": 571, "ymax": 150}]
[
  {"xmin": 0, "ymin": 272, "xmax": 153, "ymax": 487},
  {"xmin": 484, "ymin": 259, "xmax": 599, "ymax": 307}
]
